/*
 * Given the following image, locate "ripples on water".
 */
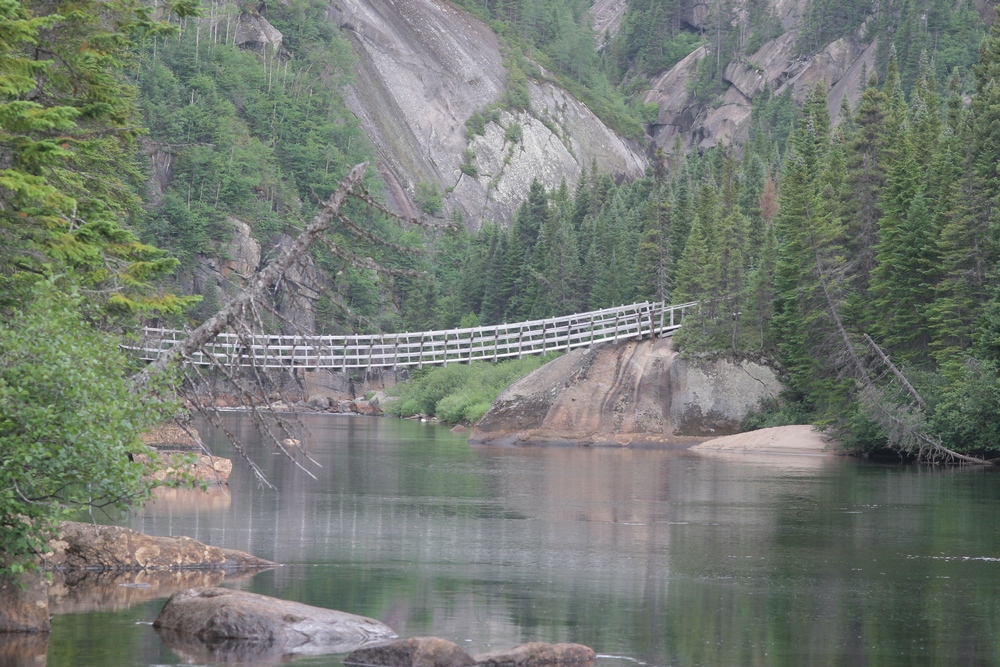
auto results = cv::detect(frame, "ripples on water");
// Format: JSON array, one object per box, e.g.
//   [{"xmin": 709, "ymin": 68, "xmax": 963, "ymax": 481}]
[{"xmin": 34, "ymin": 414, "xmax": 1000, "ymax": 667}]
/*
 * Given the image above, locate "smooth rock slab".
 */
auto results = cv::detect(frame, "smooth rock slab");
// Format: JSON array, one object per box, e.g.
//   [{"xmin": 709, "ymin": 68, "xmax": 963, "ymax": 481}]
[
  {"xmin": 153, "ymin": 587, "xmax": 398, "ymax": 656},
  {"xmin": 346, "ymin": 637, "xmax": 476, "ymax": 667}
]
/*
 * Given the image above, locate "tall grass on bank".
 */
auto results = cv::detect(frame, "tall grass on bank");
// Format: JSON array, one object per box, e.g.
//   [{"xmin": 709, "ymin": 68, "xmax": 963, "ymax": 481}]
[{"xmin": 387, "ymin": 353, "xmax": 561, "ymax": 425}]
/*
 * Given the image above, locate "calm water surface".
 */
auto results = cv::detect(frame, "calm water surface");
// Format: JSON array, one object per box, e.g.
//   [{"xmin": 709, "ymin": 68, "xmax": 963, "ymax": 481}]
[{"xmin": 39, "ymin": 414, "xmax": 1000, "ymax": 667}]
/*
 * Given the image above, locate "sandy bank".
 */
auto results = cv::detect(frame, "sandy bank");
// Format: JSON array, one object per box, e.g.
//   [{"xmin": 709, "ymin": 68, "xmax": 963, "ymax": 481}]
[{"xmin": 691, "ymin": 425, "xmax": 837, "ymax": 456}]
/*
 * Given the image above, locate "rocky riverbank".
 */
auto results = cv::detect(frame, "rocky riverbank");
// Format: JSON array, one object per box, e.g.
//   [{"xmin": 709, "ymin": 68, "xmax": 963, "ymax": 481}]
[
  {"xmin": 0, "ymin": 522, "xmax": 276, "ymax": 633},
  {"xmin": 471, "ymin": 338, "xmax": 783, "ymax": 446},
  {"xmin": 201, "ymin": 394, "xmax": 385, "ymax": 416}
]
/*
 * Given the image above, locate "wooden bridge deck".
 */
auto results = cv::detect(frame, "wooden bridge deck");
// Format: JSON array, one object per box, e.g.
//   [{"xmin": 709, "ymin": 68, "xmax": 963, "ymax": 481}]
[{"xmin": 130, "ymin": 301, "xmax": 696, "ymax": 370}]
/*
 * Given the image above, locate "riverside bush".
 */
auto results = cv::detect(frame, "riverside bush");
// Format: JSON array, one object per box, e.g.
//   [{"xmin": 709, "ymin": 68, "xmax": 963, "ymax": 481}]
[{"xmin": 388, "ymin": 353, "xmax": 560, "ymax": 424}]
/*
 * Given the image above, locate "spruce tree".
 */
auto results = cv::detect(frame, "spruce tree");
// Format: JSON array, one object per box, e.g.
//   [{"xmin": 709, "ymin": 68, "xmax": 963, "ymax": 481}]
[{"xmin": 871, "ymin": 127, "xmax": 938, "ymax": 362}]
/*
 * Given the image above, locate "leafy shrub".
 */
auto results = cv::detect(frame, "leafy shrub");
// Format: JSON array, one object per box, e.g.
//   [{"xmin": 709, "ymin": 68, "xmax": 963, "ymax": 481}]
[
  {"xmin": 388, "ymin": 353, "xmax": 560, "ymax": 424},
  {"xmin": 460, "ymin": 149, "xmax": 479, "ymax": 178},
  {"xmin": 0, "ymin": 283, "xmax": 175, "ymax": 575},
  {"xmin": 465, "ymin": 111, "xmax": 487, "ymax": 137},
  {"xmin": 415, "ymin": 180, "xmax": 443, "ymax": 215},
  {"xmin": 505, "ymin": 122, "xmax": 522, "ymax": 144},
  {"xmin": 929, "ymin": 360, "xmax": 1000, "ymax": 456},
  {"xmin": 741, "ymin": 393, "xmax": 815, "ymax": 431}
]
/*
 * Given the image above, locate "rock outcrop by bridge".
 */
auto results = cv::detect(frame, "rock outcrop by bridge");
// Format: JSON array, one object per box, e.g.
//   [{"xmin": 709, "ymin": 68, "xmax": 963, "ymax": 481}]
[{"xmin": 470, "ymin": 337, "xmax": 783, "ymax": 446}]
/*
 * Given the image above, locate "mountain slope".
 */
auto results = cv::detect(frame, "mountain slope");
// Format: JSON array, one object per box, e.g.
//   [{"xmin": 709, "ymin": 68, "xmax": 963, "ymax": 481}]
[{"xmin": 333, "ymin": 0, "xmax": 647, "ymax": 226}]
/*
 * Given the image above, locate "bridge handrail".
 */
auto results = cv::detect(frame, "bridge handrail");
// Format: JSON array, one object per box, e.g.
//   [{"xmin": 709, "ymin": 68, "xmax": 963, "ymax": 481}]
[{"xmin": 128, "ymin": 300, "xmax": 698, "ymax": 370}]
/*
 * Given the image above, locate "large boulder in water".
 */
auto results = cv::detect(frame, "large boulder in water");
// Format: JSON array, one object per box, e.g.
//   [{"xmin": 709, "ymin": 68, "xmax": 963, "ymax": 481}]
[
  {"xmin": 153, "ymin": 587, "xmax": 397, "ymax": 656},
  {"xmin": 346, "ymin": 637, "xmax": 476, "ymax": 667},
  {"xmin": 43, "ymin": 522, "xmax": 276, "ymax": 571}
]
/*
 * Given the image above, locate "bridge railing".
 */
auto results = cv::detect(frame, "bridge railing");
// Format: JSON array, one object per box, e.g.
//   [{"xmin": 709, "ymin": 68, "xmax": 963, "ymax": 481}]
[{"xmin": 131, "ymin": 300, "xmax": 697, "ymax": 370}]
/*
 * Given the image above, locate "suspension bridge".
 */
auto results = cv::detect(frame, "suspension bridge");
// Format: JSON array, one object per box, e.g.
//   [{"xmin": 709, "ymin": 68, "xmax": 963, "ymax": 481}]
[{"xmin": 131, "ymin": 300, "xmax": 696, "ymax": 371}]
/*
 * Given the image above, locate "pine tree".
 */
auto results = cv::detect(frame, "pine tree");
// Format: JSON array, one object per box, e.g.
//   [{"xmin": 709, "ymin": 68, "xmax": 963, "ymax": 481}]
[
  {"xmin": 529, "ymin": 204, "xmax": 581, "ymax": 317},
  {"xmin": 870, "ymin": 128, "xmax": 938, "ymax": 362},
  {"xmin": 771, "ymin": 109, "xmax": 852, "ymax": 410},
  {"xmin": 744, "ymin": 221, "xmax": 776, "ymax": 352},
  {"xmin": 740, "ymin": 154, "xmax": 767, "ymax": 267},
  {"xmin": 842, "ymin": 72, "xmax": 890, "ymax": 302},
  {"xmin": 0, "ymin": 0, "xmax": 197, "ymax": 313},
  {"xmin": 635, "ymin": 181, "xmax": 673, "ymax": 302}
]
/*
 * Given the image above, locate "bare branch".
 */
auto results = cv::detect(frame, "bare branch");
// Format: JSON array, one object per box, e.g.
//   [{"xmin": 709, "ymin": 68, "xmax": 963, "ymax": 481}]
[{"xmin": 131, "ymin": 162, "xmax": 368, "ymax": 391}]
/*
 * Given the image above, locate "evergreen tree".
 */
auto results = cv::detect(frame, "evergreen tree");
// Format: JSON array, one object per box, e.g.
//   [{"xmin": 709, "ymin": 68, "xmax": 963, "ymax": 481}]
[
  {"xmin": 635, "ymin": 181, "xmax": 673, "ymax": 302},
  {"xmin": 870, "ymin": 128, "xmax": 938, "ymax": 363},
  {"xmin": 842, "ymin": 73, "xmax": 890, "ymax": 302}
]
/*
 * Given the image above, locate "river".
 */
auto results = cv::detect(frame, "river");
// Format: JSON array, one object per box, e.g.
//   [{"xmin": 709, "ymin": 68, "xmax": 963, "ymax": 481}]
[{"xmin": 28, "ymin": 413, "xmax": 1000, "ymax": 667}]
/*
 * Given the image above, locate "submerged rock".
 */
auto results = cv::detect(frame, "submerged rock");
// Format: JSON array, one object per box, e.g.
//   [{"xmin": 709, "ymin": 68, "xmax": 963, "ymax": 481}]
[
  {"xmin": 346, "ymin": 637, "xmax": 476, "ymax": 667},
  {"xmin": 154, "ymin": 587, "xmax": 397, "ymax": 656},
  {"xmin": 139, "ymin": 450, "xmax": 233, "ymax": 486},
  {"xmin": 344, "ymin": 639, "xmax": 597, "ymax": 667},
  {"xmin": 43, "ymin": 522, "xmax": 276, "ymax": 572},
  {"xmin": 475, "ymin": 643, "xmax": 596, "ymax": 667},
  {"xmin": 0, "ymin": 631, "xmax": 48, "ymax": 666}
]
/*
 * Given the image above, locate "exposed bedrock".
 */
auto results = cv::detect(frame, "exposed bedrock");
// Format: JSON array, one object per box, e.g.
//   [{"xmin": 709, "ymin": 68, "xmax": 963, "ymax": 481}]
[
  {"xmin": 644, "ymin": 0, "xmax": 877, "ymax": 154},
  {"xmin": 331, "ymin": 0, "xmax": 646, "ymax": 227},
  {"xmin": 0, "ymin": 524, "xmax": 276, "ymax": 634},
  {"xmin": 42, "ymin": 521, "xmax": 276, "ymax": 572},
  {"xmin": 469, "ymin": 337, "xmax": 782, "ymax": 446}
]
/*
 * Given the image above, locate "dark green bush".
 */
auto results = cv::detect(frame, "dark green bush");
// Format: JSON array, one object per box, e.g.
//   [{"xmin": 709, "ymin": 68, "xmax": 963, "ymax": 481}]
[{"xmin": 388, "ymin": 353, "xmax": 560, "ymax": 424}]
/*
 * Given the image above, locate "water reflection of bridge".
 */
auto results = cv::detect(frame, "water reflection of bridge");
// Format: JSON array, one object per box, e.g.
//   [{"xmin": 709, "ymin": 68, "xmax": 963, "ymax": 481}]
[{"xmin": 131, "ymin": 301, "xmax": 696, "ymax": 370}]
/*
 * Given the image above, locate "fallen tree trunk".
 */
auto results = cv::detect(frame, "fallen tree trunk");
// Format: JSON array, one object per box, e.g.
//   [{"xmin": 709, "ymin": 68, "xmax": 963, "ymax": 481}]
[{"xmin": 130, "ymin": 162, "xmax": 368, "ymax": 392}]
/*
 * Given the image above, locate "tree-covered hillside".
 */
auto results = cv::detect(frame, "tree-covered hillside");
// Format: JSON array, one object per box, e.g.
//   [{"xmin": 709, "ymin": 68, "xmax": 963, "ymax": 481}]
[
  {"xmin": 417, "ymin": 27, "xmax": 1000, "ymax": 459},
  {"xmin": 135, "ymin": 0, "xmax": 427, "ymax": 332}
]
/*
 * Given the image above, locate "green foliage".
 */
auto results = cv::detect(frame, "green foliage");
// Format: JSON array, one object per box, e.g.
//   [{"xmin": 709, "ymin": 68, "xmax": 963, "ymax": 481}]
[
  {"xmin": 449, "ymin": 0, "xmax": 649, "ymax": 140},
  {"xmin": 460, "ymin": 149, "xmax": 479, "ymax": 178},
  {"xmin": 504, "ymin": 121, "xmax": 523, "ymax": 144},
  {"xmin": 742, "ymin": 394, "xmax": 816, "ymax": 431},
  {"xmin": 387, "ymin": 353, "xmax": 561, "ymax": 424},
  {"xmin": 929, "ymin": 360, "xmax": 1000, "ymax": 455},
  {"xmin": 465, "ymin": 110, "xmax": 488, "ymax": 137},
  {"xmin": 0, "ymin": 0, "xmax": 194, "ymax": 314},
  {"xmin": 602, "ymin": 0, "xmax": 703, "ymax": 80},
  {"xmin": 0, "ymin": 284, "xmax": 172, "ymax": 576},
  {"xmin": 137, "ymin": 0, "xmax": 378, "ymax": 309},
  {"xmin": 415, "ymin": 181, "xmax": 444, "ymax": 216}
]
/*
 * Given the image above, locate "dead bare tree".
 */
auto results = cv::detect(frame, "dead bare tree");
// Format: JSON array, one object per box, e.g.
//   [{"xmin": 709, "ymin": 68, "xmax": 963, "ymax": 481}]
[
  {"xmin": 805, "ymin": 223, "xmax": 986, "ymax": 464},
  {"xmin": 130, "ymin": 162, "xmax": 449, "ymax": 484}
]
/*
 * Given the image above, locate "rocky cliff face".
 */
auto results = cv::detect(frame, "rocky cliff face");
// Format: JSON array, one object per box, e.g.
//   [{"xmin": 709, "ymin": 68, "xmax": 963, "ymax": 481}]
[
  {"xmin": 331, "ymin": 0, "xmax": 647, "ymax": 226},
  {"xmin": 469, "ymin": 338, "xmax": 783, "ymax": 446},
  {"xmin": 644, "ymin": 0, "xmax": 877, "ymax": 152}
]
